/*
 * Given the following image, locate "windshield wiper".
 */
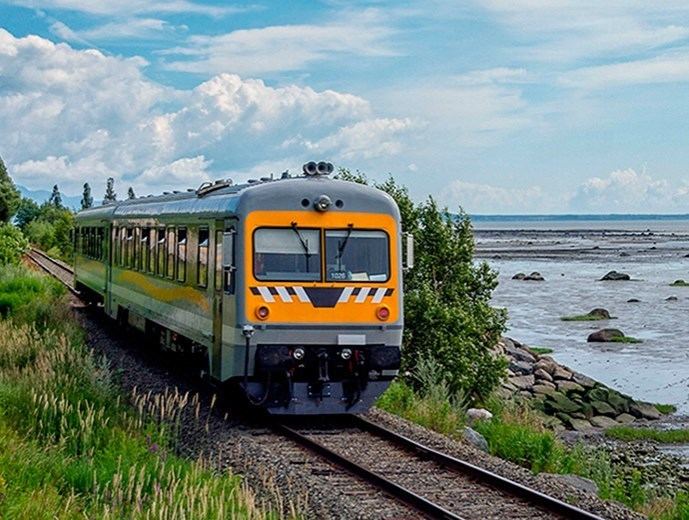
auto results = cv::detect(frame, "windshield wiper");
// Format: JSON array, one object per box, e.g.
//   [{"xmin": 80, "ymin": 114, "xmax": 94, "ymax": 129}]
[
  {"xmin": 291, "ymin": 222, "xmax": 312, "ymax": 272},
  {"xmin": 336, "ymin": 224, "xmax": 354, "ymax": 269}
]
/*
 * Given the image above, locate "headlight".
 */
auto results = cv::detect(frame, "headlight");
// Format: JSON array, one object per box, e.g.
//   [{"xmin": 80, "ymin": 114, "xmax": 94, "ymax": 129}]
[
  {"xmin": 340, "ymin": 348, "xmax": 352, "ymax": 360},
  {"xmin": 292, "ymin": 347, "xmax": 305, "ymax": 361}
]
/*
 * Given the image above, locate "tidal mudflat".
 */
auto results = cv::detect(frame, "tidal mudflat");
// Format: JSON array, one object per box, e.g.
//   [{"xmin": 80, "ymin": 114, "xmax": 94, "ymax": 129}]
[{"xmin": 475, "ymin": 219, "xmax": 689, "ymax": 413}]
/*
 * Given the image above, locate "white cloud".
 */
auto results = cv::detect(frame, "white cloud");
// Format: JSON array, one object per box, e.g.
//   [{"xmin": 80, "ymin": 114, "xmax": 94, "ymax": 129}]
[
  {"xmin": 568, "ymin": 168, "xmax": 689, "ymax": 212},
  {"xmin": 560, "ymin": 51, "xmax": 689, "ymax": 88},
  {"xmin": 0, "ymin": 30, "xmax": 413, "ymax": 195},
  {"xmin": 159, "ymin": 10, "xmax": 396, "ymax": 75},
  {"xmin": 439, "ymin": 179, "xmax": 554, "ymax": 214},
  {"xmin": 67, "ymin": 18, "xmax": 182, "ymax": 42},
  {"xmin": 4, "ymin": 0, "xmax": 241, "ymax": 16}
]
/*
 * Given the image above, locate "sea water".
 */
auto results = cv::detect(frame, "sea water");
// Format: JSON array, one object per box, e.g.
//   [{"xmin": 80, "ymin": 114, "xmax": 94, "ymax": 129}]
[{"xmin": 473, "ymin": 215, "xmax": 689, "ymax": 413}]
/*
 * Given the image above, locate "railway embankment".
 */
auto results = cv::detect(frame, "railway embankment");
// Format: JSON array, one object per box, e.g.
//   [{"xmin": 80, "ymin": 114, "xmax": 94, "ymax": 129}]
[{"xmin": 0, "ymin": 263, "xmax": 280, "ymax": 519}]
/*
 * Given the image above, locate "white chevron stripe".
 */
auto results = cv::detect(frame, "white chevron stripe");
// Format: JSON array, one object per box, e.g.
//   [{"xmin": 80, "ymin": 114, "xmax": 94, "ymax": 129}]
[
  {"xmin": 355, "ymin": 287, "xmax": 371, "ymax": 303},
  {"xmin": 275, "ymin": 286, "xmax": 292, "ymax": 303},
  {"xmin": 257, "ymin": 286, "xmax": 275, "ymax": 303},
  {"xmin": 371, "ymin": 287, "xmax": 387, "ymax": 304},
  {"xmin": 293, "ymin": 286, "xmax": 310, "ymax": 303},
  {"xmin": 338, "ymin": 286, "xmax": 354, "ymax": 303}
]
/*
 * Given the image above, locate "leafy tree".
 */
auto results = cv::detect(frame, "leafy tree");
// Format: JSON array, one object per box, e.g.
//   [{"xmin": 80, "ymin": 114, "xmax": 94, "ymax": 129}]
[
  {"xmin": 0, "ymin": 156, "xmax": 20, "ymax": 223},
  {"xmin": 0, "ymin": 224, "xmax": 28, "ymax": 265},
  {"xmin": 103, "ymin": 177, "xmax": 117, "ymax": 204},
  {"xmin": 49, "ymin": 184, "xmax": 63, "ymax": 208},
  {"xmin": 14, "ymin": 198, "xmax": 41, "ymax": 229},
  {"xmin": 81, "ymin": 182, "xmax": 93, "ymax": 210},
  {"xmin": 127, "ymin": 186, "xmax": 136, "ymax": 199},
  {"xmin": 337, "ymin": 168, "xmax": 507, "ymax": 399}
]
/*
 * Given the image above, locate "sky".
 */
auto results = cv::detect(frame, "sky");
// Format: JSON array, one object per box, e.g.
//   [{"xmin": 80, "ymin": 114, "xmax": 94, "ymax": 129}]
[{"xmin": 2, "ymin": 1, "xmax": 689, "ymax": 214}]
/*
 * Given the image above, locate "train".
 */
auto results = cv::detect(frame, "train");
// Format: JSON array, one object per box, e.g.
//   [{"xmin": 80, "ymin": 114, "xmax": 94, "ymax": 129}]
[{"xmin": 74, "ymin": 161, "xmax": 411, "ymax": 414}]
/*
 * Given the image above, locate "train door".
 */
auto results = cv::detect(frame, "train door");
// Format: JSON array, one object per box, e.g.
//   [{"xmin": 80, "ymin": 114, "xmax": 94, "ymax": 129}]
[
  {"xmin": 210, "ymin": 220, "xmax": 237, "ymax": 382},
  {"xmin": 105, "ymin": 224, "xmax": 114, "ymax": 316}
]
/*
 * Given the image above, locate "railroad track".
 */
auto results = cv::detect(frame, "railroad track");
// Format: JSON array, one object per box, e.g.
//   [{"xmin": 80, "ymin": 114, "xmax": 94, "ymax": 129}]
[
  {"xmin": 274, "ymin": 415, "xmax": 605, "ymax": 520},
  {"xmin": 26, "ymin": 247, "xmax": 79, "ymax": 295},
  {"xmin": 29, "ymin": 248, "xmax": 609, "ymax": 519}
]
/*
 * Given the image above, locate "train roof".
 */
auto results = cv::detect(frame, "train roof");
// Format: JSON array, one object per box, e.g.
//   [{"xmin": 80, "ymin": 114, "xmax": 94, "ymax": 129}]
[{"xmin": 75, "ymin": 173, "xmax": 399, "ymax": 223}]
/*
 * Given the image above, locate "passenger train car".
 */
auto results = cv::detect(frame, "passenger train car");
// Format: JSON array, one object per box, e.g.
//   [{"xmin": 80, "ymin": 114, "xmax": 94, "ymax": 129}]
[{"xmin": 74, "ymin": 162, "xmax": 410, "ymax": 414}]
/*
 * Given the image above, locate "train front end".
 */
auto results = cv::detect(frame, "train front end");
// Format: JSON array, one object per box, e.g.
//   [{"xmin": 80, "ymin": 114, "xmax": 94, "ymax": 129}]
[{"xmin": 235, "ymin": 163, "xmax": 406, "ymax": 414}]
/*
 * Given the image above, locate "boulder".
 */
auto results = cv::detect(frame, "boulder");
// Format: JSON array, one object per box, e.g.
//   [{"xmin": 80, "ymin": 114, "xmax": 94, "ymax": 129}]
[
  {"xmin": 557, "ymin": 380, "xmax": 585, "ymax": 394},
  {"xmin": 570, "ymin": 418, "xmax": 594, "ymax": 432},
  {"xmin": 546, "ymin": 392, "xmax": 580, "ymax": 414},
  {"xmin": 666, "ymin": 296, "xmax": 679, "ymax": 302},
  {"xmin": 466, "ymin": 408, "xmax": 493, "ymax": 424},
  {"xmin": 535, "ymin": 358, "xmax": 558, "ymax": 375},
  {"xmin": 509, "ymin": 359, "xmax": 534, "ymax": 375},
  {"xmin": 630, "ymin": 402, "xmax": 661, "ymax": 420},
  {"xmin": 588, "ymin": 386, "xmax": 609, "ymax": 403},
  {"xmin": 552, "ymin": 366, "xmax": 573, "ymax": 380},
  {"xmin": 495, "ymin": 386, "xmax": 514, "ymax": 399},
  {"xmin": 620, "ymin": 252, "xmax": 630, "ymax": 257},
  {"xmin": 463, "ymin": 427, "xmax": 489, "ymax": 452},
  {"xmin": 524, "ymin": 272, "xmax": 545, "ymax": 281},
  {"xmin": 534, "ymin": 368, "xmax": 553, "ymax": 382},
  {"xmin": 590, "ymin": 415, "xmax": 619, "ymax": 429},
  {"xmin": 607, "ymin": 391, "xmax": 631, "ymax": 414},
  {"xmin": 616, "ymin": 413, "xmax": 636, "ymax": 424},
  {"xmin": 572, "ymin": 373, "xmax": 596, "ymax": 389},
  {"xmin": 587, "ymin": 308, "xmax": 612, "ymax": 319},
  {"xmin": 600, "ymin": 270, "xmax": 631, "ymax": 281},
  {"xmin": 627, "ymin": 298, "xmax": 640, "ymax": 303},
  {"xmin": 533, "ymin": 384, "xmax": 557, "ymax": 396},
  {"xmin": 505, "ymin": 344, "xmax": 536, "ymax": 363},
  {"xmin": 591, "ymin": 400, "xmax": 616, "ymax": 416},
  {"xmin": 550, "ymin": 474, "xmax": 598, "ymax": 495},
  {"xmin": 512, "ymin": 273, "xmax": 526, "ymax": 280},
  {"xmin": 509, "ymin": 374, "xmax": 535, "ymax": 390},
  {"xmin": 587, "ymin": 328, "xmax": 625, "ymax": 342}
]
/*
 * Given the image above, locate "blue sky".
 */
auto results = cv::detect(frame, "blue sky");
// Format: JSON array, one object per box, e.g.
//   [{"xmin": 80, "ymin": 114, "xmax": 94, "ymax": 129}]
[{"xmin": 2, "ymin": 1, "xmax": 689, "ymax": 213}]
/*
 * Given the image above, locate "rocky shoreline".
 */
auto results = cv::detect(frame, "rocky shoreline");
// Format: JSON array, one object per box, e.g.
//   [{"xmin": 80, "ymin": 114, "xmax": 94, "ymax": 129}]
[{"xmin": 496, "ymin": 336, "xmax": 665, "ymax": 432}]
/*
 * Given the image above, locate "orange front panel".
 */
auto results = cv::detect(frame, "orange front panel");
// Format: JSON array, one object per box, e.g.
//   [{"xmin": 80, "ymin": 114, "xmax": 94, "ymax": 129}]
[{"xmin": 244, "ymin": 210, "xmax": 399, "ymax": 324}]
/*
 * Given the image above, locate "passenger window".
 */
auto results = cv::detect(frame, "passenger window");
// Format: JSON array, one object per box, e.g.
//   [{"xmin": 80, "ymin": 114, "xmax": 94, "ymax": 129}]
[
  {"xmin": 157, "ymin": 228, "xmax": 166, "ymax": 276},
  {"xmin": 177, "ymin": 228, "xmax": 187, "ymax": 282},
  {"xmin": 126, "ymin": 228, "xmax": 134, "ymax": 268},
  {"xmin": 148, "ymin": 229, "xmax": 157, "ymax": 274},
  {"xmin": 197, "ymin": 227, "xmax": 209, "ymax": 288},
  {"xmin": 113, "ymin": 227, "xmax": 119, "ymax": 264},
  {"xmin": 215, "ymin": 230, "xmax": 223, "ymax": 290},
  {"xmin": 140, "ymin": 227, "xmax": 148, "ymax": 270},
  {"xmin": 166, "ymin": 227, "xmax": 176, "ymax": 279},
  {"xmin": 133, "ymin": 227, "xmax": 140, "ymax": 270}
]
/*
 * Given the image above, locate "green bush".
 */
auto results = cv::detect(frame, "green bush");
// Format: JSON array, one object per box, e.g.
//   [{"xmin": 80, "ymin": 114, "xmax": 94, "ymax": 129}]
[
  {"xmin": 338, "ymin": 170, "xmax": 507, "ymax": 399},
  {"xmin": 0, "ymin": 224, "xmax": 28, "ymax": 266}
]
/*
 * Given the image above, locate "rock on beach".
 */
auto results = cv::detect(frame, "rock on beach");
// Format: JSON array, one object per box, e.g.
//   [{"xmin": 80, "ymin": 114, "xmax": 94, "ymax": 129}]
[
  {"xmin": 587, "ymin": 329, "xmax": 625, "ymax": 342},
  {"xmin": 600, "ymin": 270, "xmax": 631, "ymax": 281}
]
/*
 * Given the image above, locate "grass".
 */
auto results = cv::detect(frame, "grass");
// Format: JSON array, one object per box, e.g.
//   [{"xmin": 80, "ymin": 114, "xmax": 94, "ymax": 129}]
[
  {"xmin": 0, "ymin": 265, "xmax": 289, "ymax": 519},
  {"xmin": 655, "ymin": 403, "xmax": 678, "ymax": 414},
  {"xmin": 610, "ymin": 336, "xmax": 643, "ymax": 344},
  {"xmin": 529, "ymin": 346, "xmax": 553, "ymax": 355},
  {"xmin": 605, "ymin": 426, "xmax": 689, "ymax": 443},
  {"xmin": 560, "ymin": 314, "xmax": 615, "ymax": 322}
]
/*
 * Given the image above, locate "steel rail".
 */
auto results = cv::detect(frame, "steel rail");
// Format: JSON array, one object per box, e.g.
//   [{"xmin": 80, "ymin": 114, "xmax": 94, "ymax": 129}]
[
  {"xmin": 272, "ymin": 421, "xmax": 465, "ymax": 520},
  {"xmin": 351, "ymin": 415, "xmax": 604, "ymax": 520},
  {"xmin": 26, "ymin": 248, "xmax": 79, "ymax": 296}
]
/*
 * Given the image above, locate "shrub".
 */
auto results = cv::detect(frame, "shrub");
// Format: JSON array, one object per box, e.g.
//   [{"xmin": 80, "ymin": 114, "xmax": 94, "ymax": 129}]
[
  {"xmin": 338, "ymin": 169, "xmax": 507, "ymax": 399},
  {"xmin": 0, "ymin": 224, "xmax": 28, "ymax": 266}
]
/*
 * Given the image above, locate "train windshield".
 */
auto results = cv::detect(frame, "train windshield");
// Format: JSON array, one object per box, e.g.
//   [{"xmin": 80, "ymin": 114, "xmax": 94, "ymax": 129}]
[
  {"xmin": 325, "ymin": 229, "xmax": 389, "ymax": 282},
  {"xmin": 254, "ymin": 228, "xmax": 321, "ymax": 281}
]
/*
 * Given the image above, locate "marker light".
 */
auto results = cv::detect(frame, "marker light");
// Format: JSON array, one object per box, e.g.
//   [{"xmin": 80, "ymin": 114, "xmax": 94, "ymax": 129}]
[
  {"xmin": 314, "ymin": 194, "xmax": 332, "ymax": 212},
  {"xmin": 376, "ymin": 305, "xmax": 390, "ymax": 321},
  {"xmin": 255, "ymin": 305, "xmax": 270, "ymax": 320}
]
